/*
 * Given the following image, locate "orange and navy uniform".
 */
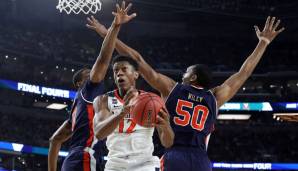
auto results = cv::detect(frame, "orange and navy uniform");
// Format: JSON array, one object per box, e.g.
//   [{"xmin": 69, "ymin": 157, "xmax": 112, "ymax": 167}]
[
  {"xmin": 161, "ymin": 83, "xmax": 217, "ymax": 171},
  {"xmin": 61, "ymin": 80, "xmax": 104, "ymax": 171}
]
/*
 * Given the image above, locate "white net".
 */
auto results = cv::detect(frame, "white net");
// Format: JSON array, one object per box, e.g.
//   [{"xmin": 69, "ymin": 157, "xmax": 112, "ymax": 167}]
[{"xmin": 56, "ymin": 0, "xmax": 102, "ymax": 14}]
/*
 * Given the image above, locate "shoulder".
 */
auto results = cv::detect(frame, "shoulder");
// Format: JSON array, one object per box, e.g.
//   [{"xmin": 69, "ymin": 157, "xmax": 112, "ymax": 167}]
[{"xmin": 93, "ymin": 94, "xmax": 109, "ymax": 111}]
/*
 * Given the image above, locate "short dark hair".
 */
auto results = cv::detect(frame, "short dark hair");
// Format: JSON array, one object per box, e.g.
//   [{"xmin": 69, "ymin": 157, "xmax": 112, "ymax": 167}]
[
  {"xmin": 112, "ymin": 55, "xmax": 138, "ymax": 70},
  {"xmin": 192, "ymin": 64, "xmax": 213, "ymax": 89},
  {"xmin": 72, "ymin": 68, "xmax": 89, "ymax": 87}
]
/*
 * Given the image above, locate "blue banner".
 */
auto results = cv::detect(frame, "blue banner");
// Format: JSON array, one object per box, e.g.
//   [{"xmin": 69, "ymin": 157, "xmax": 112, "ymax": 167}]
[
  {"xmin": 0, "ymin": 79, "xmax": 76, "ymax": 100},
  {"xmin": 213, "ymin": 162, "xmax": 298, "ymax": 170}
]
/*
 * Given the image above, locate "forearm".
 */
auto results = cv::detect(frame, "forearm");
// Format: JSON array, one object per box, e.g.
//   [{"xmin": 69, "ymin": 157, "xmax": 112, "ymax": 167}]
[
  {"xmin": 90, "ymin": 23, "xmax": 121, "ymax": 82},
  {"xmin": 157, "ymin": 126, "xmax": 175, "ymax": 148},
  {"xmin": 48, "ymin": 141, "xmax": 62, "ymax": 171},
  {"xmin": 238, "ymin": 40, "xmax": 268, "ymax": 77},
  {"xmin": 94, "ymin": 112, "xmax": 126, "ymax": 140}
]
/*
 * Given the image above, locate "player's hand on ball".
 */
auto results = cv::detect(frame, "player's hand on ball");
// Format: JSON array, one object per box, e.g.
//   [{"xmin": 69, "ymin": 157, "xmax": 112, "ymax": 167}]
[
  {"xmin": 156, "ymin": 108, "xmax": 171, "ymax": 129},
  {"xmin": 86, "ymin": 16, "xmax": 108, "ymax": 37},
  {"xmin": 112, "ymin": 1, "xmax": 137, "ymax": 26},
  {"xmin": 254, "ymin": 16, "xmax": 285, "ymax": 45},
  {"xmin": 121, "ymin": 87, "xmax": 138, "ymax": 115}
]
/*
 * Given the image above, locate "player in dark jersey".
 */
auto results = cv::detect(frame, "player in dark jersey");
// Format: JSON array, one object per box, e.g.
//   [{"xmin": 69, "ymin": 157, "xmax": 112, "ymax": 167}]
[
  {"xmin": 47, "ymin": 2, "xmax": 135, "ymax": 171},
  {"xmin": 90, "ymin": 16, "xmax": 284, "ymax": 170}
]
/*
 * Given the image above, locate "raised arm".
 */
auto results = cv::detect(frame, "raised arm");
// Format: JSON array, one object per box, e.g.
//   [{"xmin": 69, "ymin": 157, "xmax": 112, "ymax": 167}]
[
  {"xmin": 48, "ymin": 121, "xmax": 72, "ymax": 171},
  {"xmin": 93, "ymin": 89, "xmax": 138, "ymax": 140},
  {"xmin": 88, "ymin": 1, "xmax": 136, "ymax": 83},
  {"xmin": 213, "ymin": 16, "xmax": 285, "ymax": 107},
  {"xmin": 86, "ymin": 16, "xmax": 176, "ymax": 99}
]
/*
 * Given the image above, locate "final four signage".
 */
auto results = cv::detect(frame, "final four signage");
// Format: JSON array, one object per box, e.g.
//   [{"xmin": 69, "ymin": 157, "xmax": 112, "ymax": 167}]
[{"xmin": 17, "ymin": 82, "xmax": 70, "ymax": 98}]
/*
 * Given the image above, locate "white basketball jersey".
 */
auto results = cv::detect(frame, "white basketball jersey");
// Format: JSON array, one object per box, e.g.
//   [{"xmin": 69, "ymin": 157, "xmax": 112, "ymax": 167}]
[{"xmin": 106, "ymin": 90, "xmax": 155, "ymax": 159}]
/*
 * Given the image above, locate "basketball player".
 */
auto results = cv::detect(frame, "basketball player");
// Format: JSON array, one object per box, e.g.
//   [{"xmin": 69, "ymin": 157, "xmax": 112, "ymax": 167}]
[
  {"xmin": 93, "ymin": 54, "xmax": 174, "ymax": 171},
  {"xmin": 89, "ymin": 16, "xmax": 284, "ymax": 170},
  {"xmin": 47, "ymin": 2, "xmax": 136, "ymax": 171}
]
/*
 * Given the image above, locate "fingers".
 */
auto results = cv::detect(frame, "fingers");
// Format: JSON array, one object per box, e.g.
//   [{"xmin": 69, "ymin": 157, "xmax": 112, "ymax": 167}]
[
  {"xmin": 128, "ymin": 13, "xmax": 137, "ymax": 20},
  {"xmin": 276, "ymin": 27, "xmax": 285, "ymax": 34},
  {"xmin": 269, "ymin": 16, "xmax": 276, "ymax": 30},
  {"xmin": 87, "ymin": 17, "xmax": 93, "ymax": 24},
  {"xmin": 86, "ymin": 24, "xmax": 95, "ymax": 29},
  {"xmin": 158, "ymin": 108, "xmax": 169, "ymax": 119},
  {"xmin": 116, "ymin": 3, "xmax": 120, "ymax": 13},
  {"xmin": 156, "ymin": 114, "xmax": 165, "ymax": 125},
  {"xmin": 263, "ymin": 16, "xmax": 271, "ymax": 31},
  {"xmin": 272, "ymin": 19, "xmax": 280, "ymax": 31},
  {"xmin": 123, "ymin": 87, "xmax": 138, "ymax": 104},
  {"xmin": 254, "ymin": 25, "xmax": 260, "ymax": 34},
  {"xmin": 121, "ymin": 1, "xmax": 125, "ymax": 10},
  {"xmin": 124, "ymin": 3, "xmax": 132, "ymax": 13},
  {"xmin": 91, "ymin": 15, "xmax": 97, "ymax": 22}
]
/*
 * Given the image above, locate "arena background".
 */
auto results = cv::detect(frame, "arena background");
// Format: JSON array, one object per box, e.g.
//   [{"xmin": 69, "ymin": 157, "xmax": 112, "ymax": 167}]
[{"xmin": 0, "ymin": 0, "xmax": 298, "ymax": 170}]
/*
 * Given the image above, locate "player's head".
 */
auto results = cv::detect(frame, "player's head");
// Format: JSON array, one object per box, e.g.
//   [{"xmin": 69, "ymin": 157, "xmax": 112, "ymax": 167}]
[
  {"xmin": 112, "ymin": 55, "xmax": 139, "ymax": 92},
  {"xmin": 182, "ymin": 64, "xmax": 212, "ymax": 89},
  {"xmin": 72, "ymin": 68, "xmax": 91, "ymax": 89}
]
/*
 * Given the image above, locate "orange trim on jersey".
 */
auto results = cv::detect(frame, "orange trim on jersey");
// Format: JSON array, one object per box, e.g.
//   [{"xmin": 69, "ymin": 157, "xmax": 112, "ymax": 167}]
[
  {"xmin": 126, "ymin": 121, "xmax": 136, "ymax": 133},
  {"xmin": 119, "ymin": 119, "xmax": 124, "ymax": 133},
  {"xmin": 71, "ymin": 106, "xmax": 77, "ymax": 131},
  {"xmin": 86, "ymin": 104, "xmax": 94, "ymax": 147},
  {"xmin": 114, "ymin": 90, "xmax": 125, "ymax": 104},
  {"xmin": 83, "ymin": 151, "xmax": 91, "ymax": 171},
  {"xmin": 160, "ymin": 155, "xmax": 165, "ymax": 171}
]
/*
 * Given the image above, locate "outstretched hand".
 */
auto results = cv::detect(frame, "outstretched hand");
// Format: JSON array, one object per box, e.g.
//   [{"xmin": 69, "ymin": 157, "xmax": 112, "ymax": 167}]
[
  {"xmin": 112, "ymin": 1, "xmax": 137, "ymax": 26},
  {"xmin": 254, "ymin": 16, "xmax": 285, "ymax": 44},
  {"xmin": 86, "ymin": 16, "xmax": 108, "ymax": 37}
]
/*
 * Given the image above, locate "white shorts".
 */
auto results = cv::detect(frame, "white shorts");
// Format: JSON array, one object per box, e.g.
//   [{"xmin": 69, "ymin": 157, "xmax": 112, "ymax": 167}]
[{"xmin": 104, "ymin": 156, "xmax": 160, "ymax": 171}]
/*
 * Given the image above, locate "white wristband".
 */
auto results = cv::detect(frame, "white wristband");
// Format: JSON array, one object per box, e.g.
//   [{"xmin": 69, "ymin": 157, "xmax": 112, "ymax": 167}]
[{"xmin": 260, "ymin": 37, "xmax": 270, "ymax": 44}]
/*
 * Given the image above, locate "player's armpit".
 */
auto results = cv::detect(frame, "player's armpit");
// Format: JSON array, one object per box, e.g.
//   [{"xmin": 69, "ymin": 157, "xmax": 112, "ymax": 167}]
[{"xmin": 212, "ymin": 72, "xmax": 246, "ymax": 108}]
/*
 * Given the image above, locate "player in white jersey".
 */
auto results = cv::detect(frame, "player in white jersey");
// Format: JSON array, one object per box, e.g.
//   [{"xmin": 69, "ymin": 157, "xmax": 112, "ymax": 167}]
[
  {"xmin": 92, "ymin": 3, "xmax": 174, "ymax": 171},
  {"xmin": 93, "ymin": 55, "xmax": 174, "ymax": 171}
]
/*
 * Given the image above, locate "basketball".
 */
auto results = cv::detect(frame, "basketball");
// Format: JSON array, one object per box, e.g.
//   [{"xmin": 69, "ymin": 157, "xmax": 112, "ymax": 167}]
[{"xmin": 130, "ymin": 92, "xmax": 165, "ymax": 128}]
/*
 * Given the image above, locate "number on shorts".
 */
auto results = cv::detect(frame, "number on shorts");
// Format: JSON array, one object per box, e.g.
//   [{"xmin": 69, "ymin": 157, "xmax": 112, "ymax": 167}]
[{"xmin": 174, "ymin": 99, "xmax": 209, "ymax": 131}]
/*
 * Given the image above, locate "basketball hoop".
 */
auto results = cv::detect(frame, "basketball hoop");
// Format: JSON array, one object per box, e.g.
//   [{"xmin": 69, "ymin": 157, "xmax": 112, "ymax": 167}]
[{"xmin": 56, "ymin": 0, "xmax": 102, "ymax": 14}]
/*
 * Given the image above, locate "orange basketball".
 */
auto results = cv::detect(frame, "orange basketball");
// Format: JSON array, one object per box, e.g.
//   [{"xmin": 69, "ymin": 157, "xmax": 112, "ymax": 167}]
[{"xmin": 130, "ymin": 92, "xmax": 165, "ymax": 128}]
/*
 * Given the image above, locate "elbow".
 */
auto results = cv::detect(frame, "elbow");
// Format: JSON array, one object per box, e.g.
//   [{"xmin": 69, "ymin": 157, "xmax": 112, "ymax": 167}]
[
  {"xmin": 94, "ymin": 128, "xmax": 106, "ymax": 141},
  {"xmin": 49, "ymin": 136, "xmax": 61, "ymax": 145},
  {"xmin": 90, "ymin": 73, "xmax": 104, "ymax": 83},
  {"xmin": 162, "ymin": 141, "xmax": 174, "ymax": 149},
  {"xmin": 95, "ymin": 133, "xmax": 106, "ymax": 141}
]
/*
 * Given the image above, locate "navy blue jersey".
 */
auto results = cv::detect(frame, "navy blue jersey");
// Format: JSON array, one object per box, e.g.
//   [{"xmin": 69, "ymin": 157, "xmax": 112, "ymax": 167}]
[
  {"xmin": 165, "ymin": 83, "xmax": 217, "ymax": 152},
  {"xmin": 68, "ymin": 79, "xmax": 104, "ymax": 152}
]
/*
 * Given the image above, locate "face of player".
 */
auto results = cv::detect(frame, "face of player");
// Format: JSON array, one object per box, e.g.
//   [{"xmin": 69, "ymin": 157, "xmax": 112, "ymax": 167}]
[
  {"xmin": 182, "ymin": 65, "xmax": 197, "ymax": 85},
  {"xmin": 113, "ymin": 61, "xmax": 139, "ymax": 93},
  {"xmin": 76, "ymin": 69, "xmax": 90, "ymax": 89}
]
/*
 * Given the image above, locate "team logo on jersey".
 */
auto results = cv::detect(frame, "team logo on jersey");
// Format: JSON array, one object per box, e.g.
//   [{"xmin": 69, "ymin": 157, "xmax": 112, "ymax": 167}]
[{"xmin": 112, "ymin": 99, "xmax": 118, "ymax": 104}]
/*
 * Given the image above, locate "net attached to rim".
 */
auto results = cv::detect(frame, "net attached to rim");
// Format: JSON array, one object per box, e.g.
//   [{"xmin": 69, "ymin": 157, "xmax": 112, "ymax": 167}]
[{"xmin": 56, "ymin": 0, "xmax": 102, "ymax": 14}]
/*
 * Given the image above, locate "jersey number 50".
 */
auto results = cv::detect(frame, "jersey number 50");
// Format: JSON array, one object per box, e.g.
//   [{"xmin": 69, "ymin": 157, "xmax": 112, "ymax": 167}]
[{"xmin": 174, "ymin": 99, "xmax": 209, "ymax": 131}]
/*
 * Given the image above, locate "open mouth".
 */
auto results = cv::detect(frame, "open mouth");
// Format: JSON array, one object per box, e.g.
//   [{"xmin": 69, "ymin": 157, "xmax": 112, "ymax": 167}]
[{"xmin": 117, "ymin": 78, "xmax": 125, "ymax": 84}]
